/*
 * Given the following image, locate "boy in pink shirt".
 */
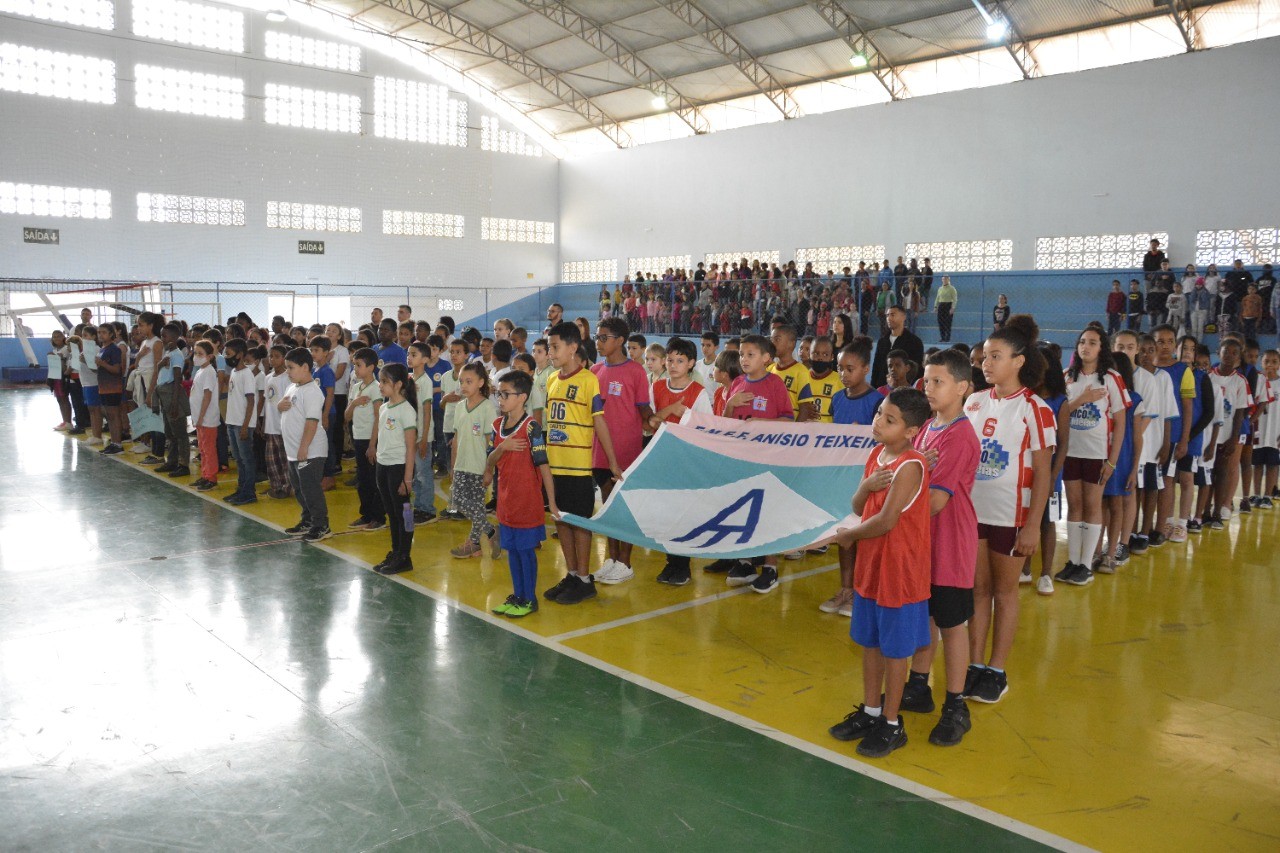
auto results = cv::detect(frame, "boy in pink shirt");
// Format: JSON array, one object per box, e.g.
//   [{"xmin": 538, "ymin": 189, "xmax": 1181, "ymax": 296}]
[
  {"xmin": 904, "ymin": 349, "xmax": 980, "ymax": 746},
  {"xmin": 722, "ymin": 334, "xmax": 794, "ymax": 593},
  {"xmin": 591, "ymin": 317, "xmax": 653, "ymax": 584}
]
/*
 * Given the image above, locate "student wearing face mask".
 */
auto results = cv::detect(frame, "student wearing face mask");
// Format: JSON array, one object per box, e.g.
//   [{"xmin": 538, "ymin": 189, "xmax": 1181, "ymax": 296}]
[{"xmin": 805, "ymin": 336, "xmax": 839, "ymax": 423}]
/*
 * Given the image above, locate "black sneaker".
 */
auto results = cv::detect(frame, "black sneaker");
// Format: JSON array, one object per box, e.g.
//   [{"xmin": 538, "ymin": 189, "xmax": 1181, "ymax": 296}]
[
  {"xmin": 366, "ymin": 519, "xmax": 386, "ymax": 531},
  {"xmin": 656, "ymin": 562, "xmax": 673, "ymax": 584},
  {"xmin": 1062, "ymin": 563, "xmax": 1093, "ymax": 586},
  {"xmin": 543, "ymin": 574, "xmax": 579, "ymax": 602},
  {"xmin": 1208, "ymin": 517, "xmax": 1224, "ymax": 531},
  {"xmin": 413, "ymin": 509, "xmax": 437, "ymax": 525},
  {"xmin": 371, "ymin": 551, "xmax": 396, "ymax": 572},
  {"xmin": 962, "ymin": 665, "xmax": 985, "ymax": 698},
  {"xmin": 1114, "ymin": 544, "xmax": 1130, "ymax": 565},
  {"xmin": 285, "ymin": 522, "xmax": 310, "ymax": 537},
  {"xmin": 1053, "ymin": 562, "xmax": 1080, "ymax": 582},
  {"xmin": 665, "ymin": 561, "xmax": 691, "ymax": 586},
  {"xmin": 441, "ymin": 509, "xmax": 467, "ymax": 521},
  {"xmin": 167, "ymin": 467, "xmax": 190, "ymax": 478},
  {"xmin": 969, "ymin": 668, "xmax": 1008, "ymax": 704},
  {"xmin": 1239, "ymin": 499, "xmax": 1252, "ymax": 514},
  {"xmin": 1148, "ymin": 531, "xmax": 1167, "ymax": 547},
  {"xmin": 196, "ymin": 480, "xmax": 216, "ymax": 492},
  {"xmin": 1129, "ymin": 534, "xmax": 1149, "ymax": 555},
  {"xmin": 101, "ymin": 443, "xmax": 124, "ymax": 455},
  {"xmin": 828, "ymin": 705, "xmax": 881, "ymax": 742},
  {"xmin": 856, "ymin": 717, "xmax": 907, "ymax": 758},
  {"xmin": 750, "ymin": 566, "xmax": 779, "ymax": 594},
  {"xmin": 376, "ymin": 553, "xmax": 411, "ymax": 575},
  {"xmin": 899, "ymin": 679, "xmax": 935, "ymax": 714},
  {"xmin": 1187, "ymin": 518, "xmax": 1203, "ymax": 534},
  {"xmin": 140, "ymin": 455, "xmax": 163, "ymax": 466},
  {"xmin": 726, "ymin": 562, "xmax": 759, "ymax": 587},
  {"xmin": 702, "ymin": 558, "xmax": 736, "ymax": 574},
  {"xmin": 303, "ymin": 526, "xmax": 332, "ymax": 542},
  {"xmin": 553, "ymin": 575, "xmax": 597, "ymax": 605},
  {"xmin": 154, "ymin": 463, "xmax": 175, "ymax": 473},
  {"xmin": 929, "ymin": 699, "xmax": 972, "ymax": 747}
]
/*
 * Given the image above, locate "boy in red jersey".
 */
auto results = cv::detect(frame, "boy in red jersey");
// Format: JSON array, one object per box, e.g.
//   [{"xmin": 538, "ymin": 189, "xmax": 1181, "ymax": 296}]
[
  {"xmin": 828, "ymin": 388, "xmax": 933, "ymax": 758},
  {"xmin": 722, "ymin": 334, "xmax": 794, "ymax": 593},
  {"xmin": 486, "ymin": 371, "xmax": 557, "ymax": 619},
  {"xmin": 648, "ymin": 337, "xmax": 713, "ymax": 586}
]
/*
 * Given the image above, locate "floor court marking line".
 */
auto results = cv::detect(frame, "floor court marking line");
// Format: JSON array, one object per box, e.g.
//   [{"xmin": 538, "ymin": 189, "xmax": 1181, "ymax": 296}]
[
  {"xmin": 54, "ymin": 536, "xmax": 298, "ymax": 574},
  {"xmin": 548, "ymin": 562, "xmax": 840, "ymax": 642},
  {"xmin": 84, "ymin": 437, "xmax": 1087, "ymax": 851}
]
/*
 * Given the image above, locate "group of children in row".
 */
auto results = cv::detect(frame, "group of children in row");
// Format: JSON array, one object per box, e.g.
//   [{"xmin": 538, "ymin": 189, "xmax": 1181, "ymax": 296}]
[{"xmin": 51, "ymin": 305, "xmax": 1279, "ymax": 759}]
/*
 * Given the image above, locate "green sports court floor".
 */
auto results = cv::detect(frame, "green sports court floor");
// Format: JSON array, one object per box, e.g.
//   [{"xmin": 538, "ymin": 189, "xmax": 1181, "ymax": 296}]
[{"xmin": 0, "ymin": 391, "xmax": 1057, "ymax": 851}]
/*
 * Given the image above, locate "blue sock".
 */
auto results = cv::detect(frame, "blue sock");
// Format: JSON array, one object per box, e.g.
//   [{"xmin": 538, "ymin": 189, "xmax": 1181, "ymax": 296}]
[
  {"xmin": 508, "ymin": 554, "xmax": 523, "ymax": 600},
  {"xmin": 518, "ymin": 549, "xmax": 538, "ymax": 602}
]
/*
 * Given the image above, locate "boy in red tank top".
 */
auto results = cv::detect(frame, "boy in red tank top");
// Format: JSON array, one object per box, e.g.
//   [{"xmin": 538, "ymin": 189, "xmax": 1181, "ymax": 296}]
[{"xmin": 827, "ymin": 388, "xmax": 933, "ymax": 758}]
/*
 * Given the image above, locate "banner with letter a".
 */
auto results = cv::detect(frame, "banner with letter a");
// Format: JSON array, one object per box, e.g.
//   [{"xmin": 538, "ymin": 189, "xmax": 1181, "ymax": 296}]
[{"xmin": 561, "ymin": 412, "xmax": 876, "ymax": 559}]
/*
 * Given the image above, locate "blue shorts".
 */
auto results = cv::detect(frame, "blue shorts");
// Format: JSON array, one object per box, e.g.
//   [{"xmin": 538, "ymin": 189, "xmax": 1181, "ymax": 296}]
[
  {"xmin": 82, "ymin": 386, "xmax": 101, "ymax": 407},
  {"xmin": 499, "ymin": 523, "xmax": 545, "ymax": 551},
  {"xmin": 850, "ymin": 593, "xmax": 931, "ymax": 659}
]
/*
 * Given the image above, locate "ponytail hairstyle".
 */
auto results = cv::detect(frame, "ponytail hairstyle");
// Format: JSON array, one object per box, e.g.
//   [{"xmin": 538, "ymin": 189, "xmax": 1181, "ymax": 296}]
[
  {"xmin": 459, "ymin": 360, "xmax": 492, "ymax": 399},
  {"xmin": 379, "ymin": 362, "xmax": 418, "ymax": 413},
  {"xmin": 1110, "ymin": 350, "xmax": 1136, "ymax": 397},
  {"xmin": 986, "ymin": 326, "xmax": 1045, "ymax": 391},
  {"xmin": 1067, "ymin": 327, "xmax": 1115, "ymax": 382}
]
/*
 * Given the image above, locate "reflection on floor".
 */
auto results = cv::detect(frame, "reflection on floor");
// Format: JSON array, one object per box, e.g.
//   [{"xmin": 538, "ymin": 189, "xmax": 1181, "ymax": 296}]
[{"xmin": 4, "ymin": 389, "xmax": 1278, "ymax": 851}]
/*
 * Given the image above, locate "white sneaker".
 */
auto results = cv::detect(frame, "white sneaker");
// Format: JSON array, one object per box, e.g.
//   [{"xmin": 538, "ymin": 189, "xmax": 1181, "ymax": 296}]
[
  {"xmin": 1036, "ymin": 575, "xmax": 1054, "ymax": 596},
  {"xmin": 783, "ymin": 550, "xmax": 804, "ymax": 560},
  {"xmin": 86, "ymin": 436, "xmax": 103, "ymax": 446},
  {"xmin": 1218, "ymin": 506, "xmax": 1232, "ymax": 521},
  {"xmin": 594, "ymin": 559, "xmax": 634, "ymax": 585},
  {"xmin": 1168, "ymin": 524, "xmax": 1188, "ymax": 543},
  {"xmin": 818, "ymin": 588, "xmax": 854, "ymax": 614},
  {"xmin": 129, "ymin": 443, "xmax": 149, "ymax": 454},
  {"xmin": 1019, "ymin": 571, "xmax": 1033, "ymax": 585}
]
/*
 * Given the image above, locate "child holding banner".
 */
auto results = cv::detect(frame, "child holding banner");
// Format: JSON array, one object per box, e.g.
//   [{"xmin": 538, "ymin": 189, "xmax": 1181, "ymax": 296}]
[
  {"xmin": 722, "ymin": 334, "xmax": 794, "ymax": 593},
  {"xmin": 828, "ymin": 388, "xmax": 933, "ymax": 758},
  {"xmin": 902, "ymin": 349, "xmax": 980, "ymax": 746},
  {"xmin": 542, "ymin": 321, "xmax": 622, "ymax": 606},
  {"xmin": 820, "ymin": 337, "xmax": 884, "ymax": 616}
]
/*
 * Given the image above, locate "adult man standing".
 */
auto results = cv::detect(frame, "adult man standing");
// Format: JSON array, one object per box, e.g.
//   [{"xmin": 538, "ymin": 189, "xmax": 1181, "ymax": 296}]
[
  {"xmin": 543, "ymin": 302, "xmax": 563, "ymax": 337},
  {"xmin": 1143, "ymin": 239, "xmax": 1167, "ymax": 284},
  {"xmin": 1223, "ymin": 258, "xmax": 1255, "ymax": 320},
  {"xmin": 920, "ymin": 257, "xmax": 934, "ymax": 304},
  {"xmin": 370, "ymin": 307, "xmax": 384, "ymax": 327},
  {"xmin": 397, "ymin": 304, "xmax": 413, "ymax": 324},
  {"xmin": 872, "ymin": 305, "xmax": 924, "ymax": 388}
]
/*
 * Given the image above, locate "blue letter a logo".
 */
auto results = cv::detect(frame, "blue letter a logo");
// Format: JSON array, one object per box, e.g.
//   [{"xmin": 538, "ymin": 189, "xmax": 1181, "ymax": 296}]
[{"xmin": 671, "ymin": 488, "xmax": 764, "ymax": 548}]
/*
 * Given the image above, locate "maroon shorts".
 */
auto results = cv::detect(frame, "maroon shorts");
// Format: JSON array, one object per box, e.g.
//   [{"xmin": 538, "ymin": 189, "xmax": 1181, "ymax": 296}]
[
  {"xmin": 977, "ymin": 523, "xmax": 1020, "ymax": 556},
  {"xmin": 1062, "ymin": 456, "xmax": 1105, "ymax": 483}
]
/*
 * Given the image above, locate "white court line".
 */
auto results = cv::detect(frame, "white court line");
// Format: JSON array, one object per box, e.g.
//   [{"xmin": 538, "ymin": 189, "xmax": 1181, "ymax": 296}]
[
  {"xmin": 549, "ymin": 561, "xmax": 839, "ymax": 642},
  {"xmin": 91, "ymin": 440, "xmax": 1088, "ymax": 852}
]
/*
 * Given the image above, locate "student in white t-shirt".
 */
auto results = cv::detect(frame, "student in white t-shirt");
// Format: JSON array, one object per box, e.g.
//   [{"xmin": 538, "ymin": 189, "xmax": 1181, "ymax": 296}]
[
  {"xmin": 261, "ymin": 345, "xmax": 293, "ymax": 499},
  {"xmin": 1207, "ymin": 339, "xmax": 1251, "ymax": 522},
  {"xmin": 694, "ymin": 332, "xmax": 721, "ymax": 394},
  {"xmin": 345, "ymin": 347, "xmax": 384, "ymax": 530},
  {"xmin": 369, "ymin": 362, "xmax": 419, "ymax": 575},
  {"xmin": 963, "ymin": 324, "xmax": 1056, "ymax": 705},
  {"xmin": 326, "ymin": 323, "xmax": 352, "ymax": 469},
  {"xmin": 73, "ymin": 325, "xmax": 103, "ymax": 445},
  {"xmin": 278, "ymin": 347, "xmax": 330, "ymax": 541},
  {"xmin": 1056, "ymin": 327, "xmax": 1129, "ymax": 587},
  {"xmin": 224, "ymin": 340, "xmax": 259, "ymax": 505},
  {"xmin": 1251, "ymin": 350, "xmax": 1279, "ymax": 506},
  {"xmin": 189, "ymin": 340, "xmax": 222, "ymax": 491},
  {"xmin": 1127, "ymin": 332, "xmax": 1177, "ymax": 553}
]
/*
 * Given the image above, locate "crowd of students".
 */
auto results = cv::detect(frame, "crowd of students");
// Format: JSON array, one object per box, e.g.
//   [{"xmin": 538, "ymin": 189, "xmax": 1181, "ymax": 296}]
[{"xmin": 42, "ymin": 294, "xmax": 1279, "ymax": 760}]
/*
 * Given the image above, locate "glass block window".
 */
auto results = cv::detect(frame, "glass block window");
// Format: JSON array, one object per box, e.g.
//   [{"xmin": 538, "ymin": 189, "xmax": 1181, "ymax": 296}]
[
  {"xmin": 704, "ymin": 251, "xmax": 780, "ymax": 270},
  {"xmin": 135, "ymin": 64, "xmax": 243, "ymax": 119},
  {"xmin": 132, "ymin": 0, "xmax": 243, "ymax": 53},
  {"xmin": 382, "ymin": 209, "xmax": 464, "ymax": 238},
  {"xmin": 563, "ymin": 260, "xmax": 618, "ymax": 283},
  {"xmin": 264, "ymin": 84, "xmax": 359, "ymax": 134},
  {"xmin": 627, "ymin": 255, "xmax": 692, "ymax": 276},
  {"xmin": 1195, "ymin": 228, "xmax": 1279, "ymax": 266},
  {"xmin": 136, "ymin": 192, "xmax": 244, "ymax": 226},
  {"xmin": 264, "ymin": 31, "xmax": 360, "ymax": 72},
  {"xmin": 905, "ymin": 239, "xmax": 1013, "ymax": 272},
  {"xmin": 0, "ymin": 0, "xmax": 114, "ymax": 30},
  {"xmin": 480, "ymin": 116, "xmax": 542, "ymax": 157},
  {"xmin": 794, "ymin": 245, "xmax": 886, "ymax": 270},
  {"xmin": 0, "ymin": 181, "xmax": 110, "ymax": 218},
  {"xmin": 266, "ymin": 201, "xmax": 361, "ymax": 233},
  {"xmin": 1034, "ymin": 232, "xmax": 1168, "ymax": 270},
  {"xmin": 373, "ymin": 76, "xmax": 467, "ymax": 146},
  {"xmin": 0, "ymin": 43, "xmax": 115, "ymax": 104},
  {"xmin": 480, "ymin": 217, "xmax": 553, "ymax": 244}
]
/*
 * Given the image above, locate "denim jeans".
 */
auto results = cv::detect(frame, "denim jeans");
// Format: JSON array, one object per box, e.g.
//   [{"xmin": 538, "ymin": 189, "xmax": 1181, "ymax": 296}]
[
  {"xmin": 412, "ymin": 448, "xmax": 435, "ymax": 516},
  {"xmin": 228, "ymin": 426, "xmax": 257, "ymax": 500}
]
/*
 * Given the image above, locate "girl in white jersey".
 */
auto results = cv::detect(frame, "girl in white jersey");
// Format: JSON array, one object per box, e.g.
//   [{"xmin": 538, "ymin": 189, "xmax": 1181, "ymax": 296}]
[
  {"xmin": 1056, "ymin": 327, "xmax": 1129, "ymax": 587},
  {"xmin": 963, "ymin": 323, "xmax": 1056, "ymax": 705},
  {"xmin": 1251, "ymin": 350, "xmax": 1279, "ymax": 505}
]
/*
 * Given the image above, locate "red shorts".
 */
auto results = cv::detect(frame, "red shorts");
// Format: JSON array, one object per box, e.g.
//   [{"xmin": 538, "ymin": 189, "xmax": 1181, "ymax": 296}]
[
  {"xmin": 1062, "ymin": 456, "xmax": 1105, "ymax": 483},
  {"xmin": 977, "ymin": 523, "xmax": 1020, "ymax": 556}
]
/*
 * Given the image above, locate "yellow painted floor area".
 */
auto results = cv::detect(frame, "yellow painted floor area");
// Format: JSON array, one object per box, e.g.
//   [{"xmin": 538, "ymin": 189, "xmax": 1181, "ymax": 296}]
[{"xmin": 93, "ymin": 435, "xmax": 1280, "ymax": 851}]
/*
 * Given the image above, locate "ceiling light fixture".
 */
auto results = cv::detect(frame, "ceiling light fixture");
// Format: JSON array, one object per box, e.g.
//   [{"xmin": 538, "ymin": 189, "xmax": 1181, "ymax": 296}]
[
  {"xmin": 650, "ymin": 94, "xmax": 666, "ymax": 110},
  {"xmin": 849, "ymin": 52, "xmax": 868, "ymax": 69},
  {"xmin": 970, "ymin": 1, "xmax": 1008, "ymax": 41}
]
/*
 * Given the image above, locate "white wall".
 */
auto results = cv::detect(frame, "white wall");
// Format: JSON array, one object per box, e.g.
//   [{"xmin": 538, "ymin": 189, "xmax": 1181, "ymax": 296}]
[
  {"xmin": 0, "ymin": 13, "xmax": 559, "ymax": 296},
  {"xmin": 559, "ymin": 36, "xmax": 1280, "ymax": 271}
]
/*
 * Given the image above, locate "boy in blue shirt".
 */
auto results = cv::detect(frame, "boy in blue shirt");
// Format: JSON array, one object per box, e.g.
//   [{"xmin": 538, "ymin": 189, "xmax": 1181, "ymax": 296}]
[
  {"xmin": 426, "ymin": 334, "xmax": 451, "ymax": 475},
  {"xmin": 309, "ymin": 335, "xmax": 338, "ymax": 489}
]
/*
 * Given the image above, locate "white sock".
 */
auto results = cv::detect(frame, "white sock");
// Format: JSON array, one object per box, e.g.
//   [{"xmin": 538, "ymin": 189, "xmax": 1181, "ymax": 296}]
[
  {"xmin": 1081, "ymin": 523, "xmax": 1103, "ymax": 566},
  {"xmin": 863, "ymin": 705, "xmax": 881, "ymax": 717},
  {"xmin": 1067, "ymin": 522, "xmax": 1083, "ymax": 565}
]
